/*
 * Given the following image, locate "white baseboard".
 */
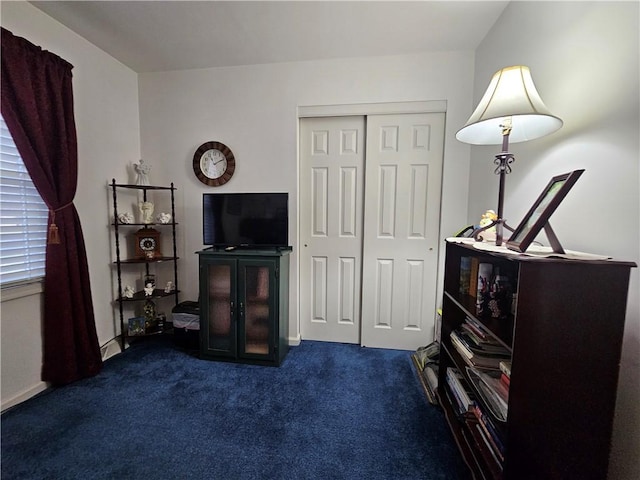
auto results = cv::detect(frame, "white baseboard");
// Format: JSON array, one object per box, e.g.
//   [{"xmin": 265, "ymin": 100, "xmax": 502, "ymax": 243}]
[
  {"xmin": 2, "ymin": 340, "xmax": 123, "ymax": 413},
  {"xmin": 1, "ymin": 382, "xmax": 49, "ymax": 413},
  {"xmin": 288, "ymin": 333, "xmax": 301, "ymax": 347}
]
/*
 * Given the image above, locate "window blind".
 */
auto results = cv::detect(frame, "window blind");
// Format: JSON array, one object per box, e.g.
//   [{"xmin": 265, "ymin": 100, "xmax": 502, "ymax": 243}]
[{"xmin": 0, "ymin": 116, "xmax": 48, "ymax": 286}]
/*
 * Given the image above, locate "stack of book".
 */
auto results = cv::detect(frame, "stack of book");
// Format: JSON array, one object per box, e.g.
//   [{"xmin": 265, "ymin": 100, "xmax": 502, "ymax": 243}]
[
  {"xmin": 450, "ymin": 317, "xmax": 510, "ymax": 370},
  {"xmin": 446, "ymin": 367, "xmax": 475, "ymax": 415},
  {"xmin": 466, "ymin": 404, "xmax": 504, "ymax": 479},
  {"xmin": 411, "ymin": 342, "xmax": 440, "ymax": 405},
  {"xmin": 466, "ymin": 367, "xmax": 509, "ymax": 422},
  {"xmin": 446, "ymin": 365, "xmax": 505, "ymax": 480}
]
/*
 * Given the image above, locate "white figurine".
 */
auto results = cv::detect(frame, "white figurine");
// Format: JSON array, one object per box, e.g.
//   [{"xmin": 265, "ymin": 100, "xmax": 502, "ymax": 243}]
[
  {"xmin": 133, "ymin": 159, "xmax": 151, "ymax": 186},
  {"xmin": 117, "ymin": 212, "xmax": 133, "ymax": 224},
  {"xmin": 139, "ymin": 201, "xmax": 154, "ymax": 224},
  {"xmin": 164, "ymin": 281, "xmax": 174, "ymax": 293},
  {"xmin": 156, "ymin": 212, "xmax": 172, "ymax": 224},
  {"xmin": 123, "ymin": 285, "xmax": 135, "ymax": 298},
  {"xmin": 144, "ymin": 282, "xmax": 154, "ymax": 296}
]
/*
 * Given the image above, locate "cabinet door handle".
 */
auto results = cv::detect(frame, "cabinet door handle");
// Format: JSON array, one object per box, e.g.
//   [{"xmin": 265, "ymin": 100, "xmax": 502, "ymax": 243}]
[{"xmin": 239, "ymin": 301, "xmax": 244, "ymax": 316}]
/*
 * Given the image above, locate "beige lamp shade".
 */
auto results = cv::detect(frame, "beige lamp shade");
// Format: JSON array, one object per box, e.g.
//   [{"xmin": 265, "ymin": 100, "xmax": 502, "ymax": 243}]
[{"xmin": 456, "ymin": 65, "xmax": 563, "ymax": 145}]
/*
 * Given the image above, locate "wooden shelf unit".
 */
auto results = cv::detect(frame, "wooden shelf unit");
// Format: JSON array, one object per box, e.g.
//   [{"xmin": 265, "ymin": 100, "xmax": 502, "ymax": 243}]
[{"xmin": 438, "ymin": 240, "xmax": 635, "ymax": 480}]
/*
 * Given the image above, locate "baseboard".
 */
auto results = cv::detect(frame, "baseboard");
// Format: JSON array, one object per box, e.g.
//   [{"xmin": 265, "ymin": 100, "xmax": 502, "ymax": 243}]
[
  {"xmin": 1, "ymin": 382, "xmax": 49, "ymax": 413},
  {"xmin": 288, "ymin": 333, "xmax": 301, "ymax": 347},
  {"xmin": 2, "ymin": 340, "xmax": 124, "ymax": 413}
]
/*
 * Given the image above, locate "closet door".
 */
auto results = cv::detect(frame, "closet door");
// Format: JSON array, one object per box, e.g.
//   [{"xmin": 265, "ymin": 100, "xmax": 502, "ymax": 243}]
[
  {"xmin": 299, "ymin": 116, "xmax": 365, "ymax": 343},
  {"xmin": 360, "ymin": 113, "xmax": 445, "ymax": 350}
]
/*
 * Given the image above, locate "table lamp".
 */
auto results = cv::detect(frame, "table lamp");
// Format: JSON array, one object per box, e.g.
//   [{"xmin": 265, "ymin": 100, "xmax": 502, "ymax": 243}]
[{"xmin": 456, "ymin": 65, "xmax": 563, "ymax": 245}]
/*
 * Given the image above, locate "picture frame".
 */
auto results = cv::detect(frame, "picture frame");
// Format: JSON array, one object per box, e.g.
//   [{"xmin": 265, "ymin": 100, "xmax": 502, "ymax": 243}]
[
  {"xmin": 128, "ymin": 316, "xmax": 146, "ymax": 336},
  {"xmin": 506, "ymin": 169, "xmax": 584, "ymax": 254}
]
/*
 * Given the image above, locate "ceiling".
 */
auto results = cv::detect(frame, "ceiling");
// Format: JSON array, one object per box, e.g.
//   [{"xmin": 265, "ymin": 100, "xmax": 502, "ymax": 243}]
[{"xmin": 29, "ymin": 1, "xmax": 509, "ymax": 73}]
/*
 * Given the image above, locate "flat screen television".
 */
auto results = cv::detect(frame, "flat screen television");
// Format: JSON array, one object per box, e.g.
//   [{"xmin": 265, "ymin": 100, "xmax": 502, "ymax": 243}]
[{"xmin": 203, "ymin": 193, "xmax": 289, "ymax": 248}]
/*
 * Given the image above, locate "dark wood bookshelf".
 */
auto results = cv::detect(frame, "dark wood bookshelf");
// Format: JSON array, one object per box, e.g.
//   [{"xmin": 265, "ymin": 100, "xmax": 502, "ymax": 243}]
[{"xmin": 438, "ymin": 240, "xmax": 635, "ymax": 480}]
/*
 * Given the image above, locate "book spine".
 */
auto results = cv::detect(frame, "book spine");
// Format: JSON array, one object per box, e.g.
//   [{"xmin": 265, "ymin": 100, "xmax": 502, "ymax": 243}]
[
  {"xmin": 459, "ymin": 256, "xmax": 471, "ymax": 295},
  {"xmin": 469, "ymin": 257, "xmax": 480, "ymax": 297},
  {"xmin": 499, "ymin": 360, "xmax": 512, "ymax": 377}
]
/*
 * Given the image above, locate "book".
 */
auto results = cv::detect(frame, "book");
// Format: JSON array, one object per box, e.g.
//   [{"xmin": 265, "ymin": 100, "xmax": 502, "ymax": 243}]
[
  {"xmin": 465, "ymin": 416, "xmax": 503, "ymax": 480},
  {"xmin": 499, "ymin": 360, "xmax": 512, "ymax": 377},
  {"xmin": 446, "ymin": 367, "xmax": 475, "ymax": 415},
  {"xmin": 424, "ymin": 364, "xmax": 439, "ymax": 401},
  {"xmin": 460, "ymin": 324, "xmax": 508, "ymax": 354},
  {"xmin": 463, "ymin": 316, "xmax": 501, "ymax": 343},
  {"xmin": 468, "ymin": 257, "xmax": 480, "ymax": 297},
  {"xmin": 459, "ymin": 256, "xmax": 471, "ymax": 295},
  {"xmin": 410, "ymin": 353, "xmax": 438, "ymax": 405},
  {"xmin": 450, "ymin": 330, "xmax": 509, "ymax": 370},
  {"xmin": 471, "ymin": 405, "xmax": 505, "ymax": 460},
  {"xmin": 466, "ymin": 366, "xmax": 508, "ymax": 422}
]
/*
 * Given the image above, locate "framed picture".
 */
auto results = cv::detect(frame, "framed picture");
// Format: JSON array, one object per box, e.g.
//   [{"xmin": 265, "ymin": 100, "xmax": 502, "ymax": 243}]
[
  {"xmin": 128, "ymin": 316, "xmax": 146, "ymax": 336},
  {"xmin": 506, "ymin": 169, "xmax": 584, "ymax": 254}
]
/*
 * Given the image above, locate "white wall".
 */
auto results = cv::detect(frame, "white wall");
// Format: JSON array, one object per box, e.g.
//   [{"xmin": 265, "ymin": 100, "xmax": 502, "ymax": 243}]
[
  {"xmin": 138, "ymin": 52, "xmax": 476, "ymax": 342},
  {"xmin": 0, "ymin": 1, "xmax": 140, "ymax": 409},
  {"xmin": 468, "ymin": 2, "xmax": 639, "ymax": 479}
]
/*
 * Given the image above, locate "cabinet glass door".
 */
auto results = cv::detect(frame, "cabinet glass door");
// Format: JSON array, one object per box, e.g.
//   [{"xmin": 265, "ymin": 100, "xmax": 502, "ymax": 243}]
[
  {"xmin": 205, "ymin": 261, "xmax": 236, "ymax": 355},
  {"xmin": 240, "ymin": 263, "xmax": 273, "ymax": 356}
]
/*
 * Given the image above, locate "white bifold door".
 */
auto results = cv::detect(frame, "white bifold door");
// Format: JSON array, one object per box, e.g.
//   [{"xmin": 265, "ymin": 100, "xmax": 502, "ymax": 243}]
[{"xmin": 299, "ymin": 112, "xmax": 444, "ymax": 350}]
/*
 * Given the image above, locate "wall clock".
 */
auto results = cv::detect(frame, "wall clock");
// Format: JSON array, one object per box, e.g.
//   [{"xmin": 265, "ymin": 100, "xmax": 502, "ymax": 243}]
[
  {"xmin": 134, "ymin": 227, "xmax": 161, "ymax": 259},
  {"xmin": 193, "ymin": 141, "xmax": 236, "ymax": 186}
]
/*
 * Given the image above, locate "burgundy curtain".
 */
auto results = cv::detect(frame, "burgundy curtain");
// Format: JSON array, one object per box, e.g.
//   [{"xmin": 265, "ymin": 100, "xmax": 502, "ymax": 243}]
[{"xmin": 1, "ymin": 28, "xmax": 102, "ymax": 385}]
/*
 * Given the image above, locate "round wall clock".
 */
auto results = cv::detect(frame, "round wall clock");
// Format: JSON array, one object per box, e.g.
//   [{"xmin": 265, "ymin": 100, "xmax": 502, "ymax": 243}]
[{"xmin": 193, "ymin": 141, "xmax": 236, "ymax": 186}]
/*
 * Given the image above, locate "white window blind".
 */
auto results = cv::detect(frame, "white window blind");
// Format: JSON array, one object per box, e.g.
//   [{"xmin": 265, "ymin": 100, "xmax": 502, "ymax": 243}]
[{"xmin": 0, "ymin": 115, "xmax": 48, "ymax": 286}]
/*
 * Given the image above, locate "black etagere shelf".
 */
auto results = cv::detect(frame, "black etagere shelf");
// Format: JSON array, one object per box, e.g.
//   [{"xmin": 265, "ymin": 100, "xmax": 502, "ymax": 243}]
[{"xmin": 110, "ymin": 179, "xmax": 180, "ymax": 349}]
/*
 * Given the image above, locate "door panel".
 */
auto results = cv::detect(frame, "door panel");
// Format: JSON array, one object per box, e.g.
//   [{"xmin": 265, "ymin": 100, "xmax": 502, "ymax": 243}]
[
  {"xmin": 360, "ymin": 113, "xmax": 445, "ymax": 350},
  {"xmin": 200, "ymin": 259, "xmax": 236, "ymax": 357},
  {"xmin": 238, "ymin": 260, "xmax": 276, "ymax": 359},
  {"xmin": 300, "ymin": 116, "xmax": 365, "ymax": 343}
]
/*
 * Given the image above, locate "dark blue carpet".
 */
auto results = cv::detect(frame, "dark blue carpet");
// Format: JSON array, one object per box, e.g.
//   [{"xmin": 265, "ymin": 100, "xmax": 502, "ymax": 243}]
[{"xmin": 1, "ymin": 338, "xmax": 468, "ymax": 479}]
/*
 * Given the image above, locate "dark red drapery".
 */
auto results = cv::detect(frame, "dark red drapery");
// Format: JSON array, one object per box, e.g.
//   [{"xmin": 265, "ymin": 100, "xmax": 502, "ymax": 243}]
[{"xmin": 1, "ymin": 28, "xmax": 102, "ymax": 385}]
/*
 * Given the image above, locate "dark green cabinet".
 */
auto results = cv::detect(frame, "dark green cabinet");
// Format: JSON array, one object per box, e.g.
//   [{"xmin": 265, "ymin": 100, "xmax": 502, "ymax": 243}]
[{"xmin": 197, "ymin": 248, "xmax": 290, "ymax": 366}]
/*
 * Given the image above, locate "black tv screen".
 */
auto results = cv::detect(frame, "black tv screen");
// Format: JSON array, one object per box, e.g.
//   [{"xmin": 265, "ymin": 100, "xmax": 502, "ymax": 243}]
[{"xmin": 203, "ymin": 193, "xmax": 288, "ymax": 248}]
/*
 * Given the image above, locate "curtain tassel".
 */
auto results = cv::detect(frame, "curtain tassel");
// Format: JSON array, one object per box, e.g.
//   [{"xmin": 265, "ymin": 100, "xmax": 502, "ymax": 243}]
[{"xmin": 48, "ymin": 210, "xmax": 61, "ymax": 244}]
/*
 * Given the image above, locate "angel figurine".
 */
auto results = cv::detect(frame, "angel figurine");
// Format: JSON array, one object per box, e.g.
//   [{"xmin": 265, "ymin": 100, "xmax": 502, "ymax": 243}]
[
  {"xmin": 139, "ymin": 201, "xmax": 154, "ymax": 224},
  {"xmin": 144, "ymin": 281, "xmax": 155, "ymax": 296},
  {"xmin": 156, "ymin": 212, "xmax": 172, "ymax": 224},
  {"xmin": 122, "ymin": 285, "xmax": 135, "ymax": 298},
  {"xmin": 117, "ymin": 212, "xmax": 133, "ymax": 224},
  {"xmin": 133, "ymin": 159, "xmax": 151, "ymax": 186}
]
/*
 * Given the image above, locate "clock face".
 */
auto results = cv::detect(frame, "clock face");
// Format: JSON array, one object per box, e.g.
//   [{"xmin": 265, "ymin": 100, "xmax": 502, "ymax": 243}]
[
  {"xmin": 193, "ymin": 141, "xmax": 235, "ymax": 186},
  {"xmin": 134, "ymin": 227, "xmax": 160, "ymax": 260},
  {"xmin": 139, "ymin": 237, "xmax": 156, "ymax": 251},
  {"xmin": 200, "ymin": 149, "xmax": 227, "ymax": 179}
]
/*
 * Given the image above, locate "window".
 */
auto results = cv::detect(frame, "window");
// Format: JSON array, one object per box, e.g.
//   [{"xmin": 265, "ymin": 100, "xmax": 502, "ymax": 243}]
[{"xmin": 0, "ymin": 115, "xmax": 48, "ymax": 286}]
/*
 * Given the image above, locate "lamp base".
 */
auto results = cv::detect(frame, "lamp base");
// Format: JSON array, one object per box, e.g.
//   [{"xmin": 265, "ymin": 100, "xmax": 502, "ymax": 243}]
[{"xmin": 472, "ymin": 218, "xmax": 514, "ymax": 246}]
